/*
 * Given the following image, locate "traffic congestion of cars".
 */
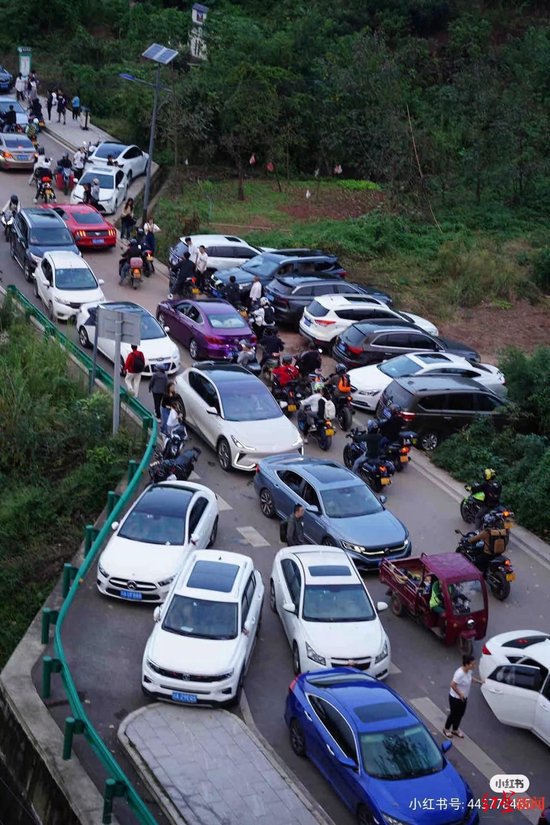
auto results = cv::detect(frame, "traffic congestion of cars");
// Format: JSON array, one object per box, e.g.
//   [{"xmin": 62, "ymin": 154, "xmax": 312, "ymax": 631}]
[{"xmin": 3, "ymin": 147, "xmax": 546, "ymax": 824}]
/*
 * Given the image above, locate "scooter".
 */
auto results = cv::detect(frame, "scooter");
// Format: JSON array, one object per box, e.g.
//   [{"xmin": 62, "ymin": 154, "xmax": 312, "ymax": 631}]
[
  {"xmin": 149, "ymin": 447, "xmax": 201, "ymax": 483},
  {"xmin": 160, "ymin": 422, "xmax": 188, "ymax": 460},
  {"xmin": 455, "ymin": 529, "xmax": 515, "ymax": 601}
]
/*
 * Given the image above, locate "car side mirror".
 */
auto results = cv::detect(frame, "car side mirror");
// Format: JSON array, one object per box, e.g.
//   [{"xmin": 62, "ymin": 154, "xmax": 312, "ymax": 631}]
[
  {"xmin": 335, "ymin": 753, "xmax": 356, "ymax": 769},
  {"xmin": 376, "ymin": 601, "xmax": 388, "ymax": 612},
  {"xmin": 153, "ymin": 606, "xmax": 161, "ymax": 622},
  {"xmin": 441, "ymin": 740, "xmax": 452, "ymax": 754},
  {"xmin": 379, "ymin": 495, "xmax": 387, "ymax": 505},
  {"xmin": 305, "ymin": 504, "xmax": 319, "ymax": 514},
  {"xmin": 111, "ymin": 521, "xmax": 119, "ymax": 530},
  {"xmin": 206, "ymin": 406, "xmax": 218, "ymax": 416},
  {"xmin": 282, "ymin": 602, "xmax": 296, "ymax": 614},
  {"xmin": 98, "ymin": 279, "xmax": 105, "ymax": 286}
]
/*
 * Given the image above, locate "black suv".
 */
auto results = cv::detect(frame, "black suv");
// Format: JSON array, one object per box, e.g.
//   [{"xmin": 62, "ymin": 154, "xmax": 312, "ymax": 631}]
[
  {"xmin": 332, "ymin": 320, "xmax": 479, "ymax": 368},
  {"xmin": 376, "ymin": 375, "xmax": 508, "ymax": 451},
  {"xmin": 10, "ymin": 208, "xmax": 80, "ymax": 282},
  {"xmin": 264, "ymin": 276, "xmax": 393, "ymax": 326}
]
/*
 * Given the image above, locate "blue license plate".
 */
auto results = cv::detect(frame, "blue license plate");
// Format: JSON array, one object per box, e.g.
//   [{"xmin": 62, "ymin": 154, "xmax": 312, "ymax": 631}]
[
  {"xmin": 172, "ymin": 691, "xmax": 197, "ymax": 704},
  {"xmin": 303, "ymin": 317, "xmax": 311, "ymax": 326},
  {"xmin": 16, "ymin": 155, "xmax": 29, "ymax": 161},
  {"xmin": 92, "ymin": 238, "xmax": 104, "ymax": 245},
  {"xmin": 120, "ymin": 589, "xmax": 142, "ymax": 600}
]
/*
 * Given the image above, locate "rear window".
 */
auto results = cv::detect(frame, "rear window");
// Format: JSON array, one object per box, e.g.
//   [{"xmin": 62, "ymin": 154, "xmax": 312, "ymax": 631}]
[
  {"xmin": 271, "ymin": 278, "xmax": 294, "ymax": 294},
  {"xmin": 381, "ymin": 382, "xmax": 415, "ymax": 409},
  {"xmin": 342, "ymin": 325, "xmax": 367, "ymax": 344},
  {"xmin": 307, "ymin": 300, "xmax": 329, "ymax": 317},
  {"xmin": 69, "ymin": 210, "xmax": 105, "ymax": 226},
  {"xmin": 4, "ymin": 136, "xmax": 34, "ymax": 149}
]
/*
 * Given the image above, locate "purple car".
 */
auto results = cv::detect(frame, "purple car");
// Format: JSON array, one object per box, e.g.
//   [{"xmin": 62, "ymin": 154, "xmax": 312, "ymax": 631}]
[{"xmin": 156, "ymin": 297, "xmax": 257, "ymax": 361}]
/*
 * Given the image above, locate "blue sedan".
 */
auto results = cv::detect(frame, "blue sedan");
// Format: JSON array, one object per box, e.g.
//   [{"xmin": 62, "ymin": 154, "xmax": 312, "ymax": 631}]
[
  {"xmin": 285, "ymin": 669, "xmax": 478, "ymax": 825},
  {"xmin": 254, "ymin": 455, "xmax": 410, "ymax": 569}
]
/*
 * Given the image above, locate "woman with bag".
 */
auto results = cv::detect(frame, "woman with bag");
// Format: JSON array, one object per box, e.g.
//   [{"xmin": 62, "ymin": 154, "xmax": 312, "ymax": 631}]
[
  {"xmin": 120, "ymin": 198, "xmax": 135, "ymax": 243},
  {"xmin": 160, "ymin": 382, "xmax": 178, "ymax": 436}
]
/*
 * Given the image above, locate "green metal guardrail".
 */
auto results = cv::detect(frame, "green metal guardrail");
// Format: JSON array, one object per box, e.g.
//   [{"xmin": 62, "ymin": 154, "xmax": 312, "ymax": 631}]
[{"xmin": 7, "ymin": 287, "xmax": 159, "ymax": 824}]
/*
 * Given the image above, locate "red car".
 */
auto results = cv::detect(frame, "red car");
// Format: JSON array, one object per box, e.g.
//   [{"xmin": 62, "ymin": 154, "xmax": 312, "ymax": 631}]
[{"xmin": 41, "ymin": 204, "xmax": 116, "ymax": 249}]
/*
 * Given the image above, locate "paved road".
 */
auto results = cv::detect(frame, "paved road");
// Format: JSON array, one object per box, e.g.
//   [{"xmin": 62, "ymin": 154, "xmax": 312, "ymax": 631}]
[{"xmin": 3, "ymin": 137, "xmax": 550, "ymax": 825}]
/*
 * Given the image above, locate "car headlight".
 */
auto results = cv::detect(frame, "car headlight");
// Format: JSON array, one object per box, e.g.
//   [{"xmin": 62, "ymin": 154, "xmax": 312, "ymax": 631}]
[
  {"xmin": 158, "ymin": 576, "xmax": 175, "ymax": 587},
  {"xmin": 341, "ymin": 541, "xmax": 366, "ymax": 553},
  {"xmin": 29, "ymin": 252, "xmax": 42, "ymax": 264},
  {"xmin": 375, "ymin": 639, "xmax": 389, "ymax": 664},
  {"xmin": 291, "ymin": 435, "xmax": 303, "ymax": 447},
  {"xmin": 305, "ymin": 643, "xmax": 326, "ymax": 666},
  {"xmin": 382, "ymin": 815, "xmax": 409, "ymax": 825},
  {"xmin": 403, "ymin": 538, "xmax": 410, "ymax": 547},
  {"xmin": 55, "ymin": 297, "xmax": 73, "ymax": 306},
  {"xmin": 146, "ymin": 658, "xmax": 160, "ymax": 673},
  {"xmin": 231, "ymin": 435, "xmax": 256, "ymax": 451},
  {"xmin": 98, "ymin": 561, "xmax": 109, "ymax": 578}
]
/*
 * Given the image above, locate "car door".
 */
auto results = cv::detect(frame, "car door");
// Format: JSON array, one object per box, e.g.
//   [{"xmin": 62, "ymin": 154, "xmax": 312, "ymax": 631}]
[
  {"xmin": 481, "ymin": 664, "xmax": 545, "ymax": 729},
  {"xmin": 169, "ymin": 301, "xmax": 193, "ymax": 346},
  {"xmin": 440, "ymin": 392, "xmax": 477, "ymax": 434},
  {"xmin": 534, "ymin": 675, "xmax": 550, "ymax": 745},
  {"xmin": 240, "ymin": 572, "xmax": 262, "ymax": 664},
  {"xmin": 272, "ymin": 470, "xmax": 304, "ymax": 515},
  {"xmin": 299, "ymin": 482, "xmax": 324, "ymax": 543},
  {"xmin": 277, "ymin": 558, "xmax": 302, "ymax": 643},
  {"xmin": 186, "ymin": 372, "xmax": 219, "ymax": 441},
  {"xmin": 186, "ymin": 495, "xmax": 211, "ymax": 548},
  {"xmin": 184, "ymin": 305, "xmax": 205, "ymax": 350},
  {"xmin": 11, "ymin": 213, "xmax": 26, "ymax": 266},
  {"xmin": 114, "ymin": 169, "xmax": 126, "ymax": 207},
  {"xmin": 35, "ymin": 257, "xmax": 53, "ymax": 305}
]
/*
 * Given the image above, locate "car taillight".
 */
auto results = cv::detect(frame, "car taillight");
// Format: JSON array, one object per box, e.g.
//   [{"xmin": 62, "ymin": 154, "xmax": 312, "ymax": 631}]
[
  {"xmin": 205, "ymin": 335, "xmax": 226, "ymax": 345},
  {"xmin": 255, "ymin": 464, "xmax": 260, "ymax": 473},
  {"xmin": 108, "ymin": 228, "xmax": 116, "ymax": 237},
  {"xmin": 289, "ymin": 677, "xmax": 297, "ymax": 691},
  {"xmin": 340, "ymin": 270, "xmax": 347, "ymax": 278},
  {"xmin": 401, "ymin": 411, "xmax": 416, "ymax": 422},
  {"xmin": 347, "ymin": 345, "xmax": 363, "ymax": 355},
  {"xmin": 379, "ymin": 465, "xmax": 386, "ymax": 472},
  {"xmin": 277, "ymin": 298, "xmax": 290, "ymax": 307},
  {"xmin": 75, "ymin": 230, "xmax": 87, "ymax": 238},
  {"xmin": 399, "ymin": 446, "xmax": 410, "ymax": 455},
  {"xmin": 314, "ymin": 319, "xmax": 336, "ymax": 326},
  {"xmin": 250, "ymin": 334, "xmax": 257, "ymax": 344},
  {"xmin": 482, "ymin": 645, "xmax": 490, "ymax": 655}
]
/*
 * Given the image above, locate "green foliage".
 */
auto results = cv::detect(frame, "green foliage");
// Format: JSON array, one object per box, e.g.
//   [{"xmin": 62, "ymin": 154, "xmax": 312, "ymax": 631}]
[
  {"xmin": 497, "ymin": 347, "xmax": 550, "ymax": 437},
  {"xmin": 531, "ymin": 247, "xmax": 550, "ymax": 292},
  {"xmin": 337, "ymin": 180, "xmax": 382, "ymax": 191}
]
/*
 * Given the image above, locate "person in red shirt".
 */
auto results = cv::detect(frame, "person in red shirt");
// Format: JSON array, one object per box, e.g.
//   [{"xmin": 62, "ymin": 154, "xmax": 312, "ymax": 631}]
[
  {"xmin": 272, "ymin": 354, "xmax": 300, "ymax": 387},
  {"xmin": 124, "ymin": 344, "xmax": 146, "ymax": 397}
]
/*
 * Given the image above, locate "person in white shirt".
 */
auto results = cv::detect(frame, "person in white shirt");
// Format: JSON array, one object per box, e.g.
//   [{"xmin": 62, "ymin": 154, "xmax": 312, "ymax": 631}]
[
  {"xmin": 72, "ymin": 147, "xmax": 86, "ymax": 180},
  {"xmin": 444, "ymin": 655, "xmax": 484, "ymax": 738},
  {"xmin": 298, "ymin": 382, "xmax": 335, "ymax": 442},
  {"xmin": 249, "ymin": 275, "xmax": 262, "ymax": 305},
  {"xmin": 184, "ymin": 236, "xmax": 197, "ymax": 264},
  {"xmin": 194, "ymin": 245, "xmax": 208, "ymax": 292}
]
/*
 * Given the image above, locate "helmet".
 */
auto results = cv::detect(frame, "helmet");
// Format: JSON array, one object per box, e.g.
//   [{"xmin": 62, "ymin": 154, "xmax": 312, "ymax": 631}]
[
  {"xmin": 312, "ymin": 379, "xmax": 324, "ymax": 393},
  {"xmin": 282, "ymin": 354, "xmax": 293, "ymax": 365},
  {"xmin": 482, "ymin": 513, "xmax": 498, "ymax": 529},
  {"xmin": 367, "ymin": 419, "xmax": 379, "ymax": 433},
  {"xmin": 129, "ymin": 238, "xmax": 138, "ymax": 247},
  {"xmin": 93, "ymin": 177, "xmax": 99, "ymax": 184},
  {"xmin": 10, "ymin": 194, "xmax": 18, "ymax": 204},
  {"xmin": 335, "ymin": 363, "xmax": 346, "ymax": 375},
  {"xmin": 260, "ymin": 297, "xmax": 269, "ymax": 307},
  {"xmin": 33, "ymin": 118, "xmax": 39, "ymax": 125},
  {"xmin": 484, "ymin": 468, "xmax": 496, "ymax": 481}
]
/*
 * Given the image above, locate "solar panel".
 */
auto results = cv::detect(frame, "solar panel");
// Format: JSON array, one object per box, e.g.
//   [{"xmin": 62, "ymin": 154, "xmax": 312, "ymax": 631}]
[{"xmin": 142, "ymin": 43, "xmax": 178, "ymax": 65}]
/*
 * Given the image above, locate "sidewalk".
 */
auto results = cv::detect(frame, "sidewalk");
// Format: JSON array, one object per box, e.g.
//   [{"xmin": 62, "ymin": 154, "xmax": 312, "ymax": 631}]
[
  {"xmin": 119, "ymin": 705, "xmax": 333, "ymax": 825},
  {"xmin": 39, "ymin": 95, "xmax": 112, "ymax": 152}
]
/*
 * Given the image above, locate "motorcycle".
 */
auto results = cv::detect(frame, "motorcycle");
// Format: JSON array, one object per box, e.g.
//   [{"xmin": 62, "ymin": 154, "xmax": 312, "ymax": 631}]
[
  {"xmin": 160, "ymin": 422, "xmax": 188, "ymax": 460},
  {"xmin": 271, "ymin": 376, "xmax": 305, "ymax": 417},
  {"xmin": 149, "ymin": 447, "xmax": 201, "ymax": 484},
  {"xmin": 381, "ymin": 429, "xmax": 417, "ymax": 472},
  {"xmin": 142, "ymin": 247, "xmax": 154, "ymax": 277},
  {"xmin": 119, "ymin": 256, "xmax": 144, "ymax": 289},
  {"xmin": 261, "ymin": 353, "xmax": 280, "ymax": 382},
  {"xmin": 37, "ymin": 176, "xmax": 56, "ymax": 204},
  {"xmin": 326, "ymin": 384, "xmax": 354, "ymax": 431},
  {"xmin": 59, "ymin": 166, "xmax": 74, "ymax": 195},
  {"xmin": 355, "ymin": 455, "xmax": 394, "ymax": 493},
  {"xmin": 455, "ymin": 529, "xmax": 515, "ymax": 601},
  {"xmin": 460, "ymin": 486, "xmax": 514, "ymax": 535},
  {"xmin": 297, "ymin": 412, "xmax": 335, "ymax": 451}
]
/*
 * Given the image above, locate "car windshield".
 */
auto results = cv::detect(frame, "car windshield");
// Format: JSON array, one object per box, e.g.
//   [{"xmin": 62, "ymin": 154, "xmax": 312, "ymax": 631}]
[
  {"xmin": 162, "ymin": 594, "xmax": 238, "ymax": 640},
  {"xmin": 69, "ymin": 210, "xmax": 105, "ymax": 226},
  {"xmin": 242, "ymin": 256, "xmax": 279, "ymax": 277},
  {"xmin": 320, "ymin": 484, "xmax": 382, "ymax": 518},
  {"xmin": 0, "ymin": 101, "xmax": 25, "ymax": 114},
  {"xmin": 360, "ymin": 724, "xmax": 444, "ymax": 780},
  {"xmin": 4, "ymin": 136, "xmax": 34, "ymax": 149},
  {"xmin": 29, "ymin": 228, "xmax": 74, "ymax": 246},
  {"xmin": 302, "ymin": 584, "xmax": 375, "ymax": 622},
  {"xmin": 220, "ymin": 384, "xmax": 282, "ymax": 421},
  {"xmin": 79, "ymin": 172, "xmax": 115, "ymax": 189},
  {"xmin": 448, "ymin": 579, "xmax": 484, "ymax": 616},
  {"xmin": 55, "ymin": 267, "xmax": 97, "ymax": 290},
  {"xmin": 379, "ymin": 355, "xmax": 422, "ymax": 378},
  {"xmin": 140, "ymin": 313, "xmax": 165, "ymax": 340},
  {"xmin": 207, "ymin": 312, "xmax": 247, "ymax": 329}
]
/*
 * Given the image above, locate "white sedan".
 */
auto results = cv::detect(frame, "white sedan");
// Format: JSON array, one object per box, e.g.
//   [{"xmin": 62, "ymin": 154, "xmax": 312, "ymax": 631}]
[
  {"xmin": 270, "ymin": 545, "xmax": 390, "ymax": 677},
  {"xmin": 76, "ymin": 300, "xmax": 180, "ymax": 376},
  {"xmin": 97, "ymin": 481, "xmax": 218, "ymax": 603},
  {"xmin": 480, "ymin": 629, "xmax": 550, "ymax": 746},
  {"xmin": 142, "ymin": 549, "xmax": 264, "ymax": 705},
  {"xmin": 86, "ymin": 141, "xmax": 149, "ymax": 182},
  {"xmin": 71, "ymin": 167, "xmax": 128, "ymax": 215},
  {"xmin": 33, "ymin": 250, "xmax": 104, "ymax": 322},
  {"xmin": 175, "ymin": 364, "xmax": 303, "ymax": 471},
  {"xmin": 350, "ymin": 352, "xmax": 507, "ymax": 411}
]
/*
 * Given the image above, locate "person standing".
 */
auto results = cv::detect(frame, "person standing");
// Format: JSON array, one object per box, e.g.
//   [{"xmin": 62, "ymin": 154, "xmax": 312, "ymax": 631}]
[
  {"xmin": 123, "ymin": 344, "xmax": 145, "ymax": 397},
  {"xmin": 224, "ymin": 274, "xmax": 241, "ymax": 307},
  {"xmin": 160, "ymin": 382, "xmax": 178, "ymax": 435},
  {"xmin": 82, "ymin": 182, "xmax": 92, "ymax": 205},
  {"xmin": 184, "ymin": 236, "xmax": 197, "ymax": 264},
  {"xmin": 56, "ymin": 92, "xmax": 66, "ymax": 125},
  {"xmin": 444, "ymin": 655, "xmax": 484, "ymax": 738},
  {"xmin": 143, "ymin": 215, "xmax": 160, "ymax": 255},
  {"xmin": 72, "ymin": 146, "xmax": 85, "ymax": 181},
  {"xmin": 249, "ymin": 274, "xmax": 262, "ymax": 305},
  {"xmin": 173, "ymin": 252, "xmax": 196, "ymax": 298},
  {"xmin": 194, "ymin": 244, "xmax": 208, "ymax": 292},
  {"xmin": 46, "ymin": 90, "xmax": 56, "ymax": 121},
  {"xmin": 120, "ymin": 198, "xmax": 135, "ymax": 242},
  {"xmin": 90, "ymin": 177, "xmax": 100, "ymax": 208},
  {"xmin": 148, "ymin": 365, "xmax": 168, "ymax": 420},
  {"xmin": 15, "ymin": 74, "xmax": 26, "ymax": 102},
  {"xmin": 71, "ymin": 93, "xmax": 81, "ymax": 120},
  {"xmin": 286, "ymin": 504, "xmax": 305, "ymax": 546}
]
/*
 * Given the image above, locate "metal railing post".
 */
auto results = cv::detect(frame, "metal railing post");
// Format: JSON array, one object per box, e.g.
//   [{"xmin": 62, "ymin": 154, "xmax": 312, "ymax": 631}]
[
  {"xmin": 84, "ymin": 524, "xmax": 99, "ymax": 555},
  {"xmin": 103, "ymin": 778, "xmax": 127, "ymax": 824},
  {"xmin": 127, "ymin": 459, "xmax": 139, "ymax": 483},
  {"xmin": 63, "ymin": 716, "xmax": 86, "ymax": 760},
  {"xmin": 42, "ymin": 656, "xmax": 62, "ymax": 699},
  {"xmin": 106, "ymin": 490, "xmax": 120, "ymax": 515},
  {"xmin": 41, "ymin": 607, "xmax": 59, "ymax": 644},
  {"xmin": 62, "ymin": 563, "xmax": 78, "ymax": 598}
]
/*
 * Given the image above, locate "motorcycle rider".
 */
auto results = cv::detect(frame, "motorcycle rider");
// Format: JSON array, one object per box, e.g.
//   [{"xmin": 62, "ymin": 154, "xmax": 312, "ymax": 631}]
[
  {"xmin": 467, "ymin": 512, "xmax": 507, "ymax": 575},
  {"xmin": 236, "ymin": 339, "xmax": 257, "ymax": 368},
  {"xmin": 7, "ymin": 194, "xmax": 19, "ymax": 214},
  {"xmin": 259, "ymin": 326, "xmax": 285, "ymax": 367},
  {"xmin": 299, "ymin": 381, "xmax": 334, "ymax": 443},
  {"xmin": 272, "ymin": 354, "xmax": 300, "ymax": 387},
  {"xmin": 224, "ymin": 275, "xmax": 241, "ymax": 308},
  {"xmin": 31, "ymin": 149, "xmax": 53, "ymax": 199},
  {"xmin": 379, "ymin": 402, "xmax": 404, "ymax": 445},
  {"xmin": 470, "ymin": 468, "xmax": 502, "ymax": 527},
  {"xmin": 296, "ymin": 341, "xmax": 322, "ymax": 377},
  {"xmin": 249, "ymin": 296, "xmax": 274, "ymax": 338},
  {"xmin": 172, "ymin": 252, "xmax": 196, "ymax": 297},
  {"xmin": 56, "ymin": 151, "xmax": 72, "ymax": 175},
  {"xmin": 326, "ymin": 363, "xmax": 352, "ymax": 398},
  {"xmin": 351, "ymin": 419, "xmax": 386, "ymax": 476},
  {"xmin": 119, "ymin": 238, "xmax": 141, "ymax": 284}
]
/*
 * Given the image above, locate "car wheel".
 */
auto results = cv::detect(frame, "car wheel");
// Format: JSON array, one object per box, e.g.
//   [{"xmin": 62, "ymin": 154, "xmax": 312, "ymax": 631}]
[
  {"xmin": 33, "ymin": 278, "xmax": 39, "ymax": 298},
  {"xmin": 127, "ymin": 170, "xmax": 133, "ymax": 184},
  {"xmin": 78, "ymin": 326, "xmax": 91, "ymax": 348},
  {"xmin": 259, "ymin": 488, "xmax": 276, "ymax": 518},
  {"xmin": 322, "ymin": 535, "xmax": 336, "ymax": 546},
  {"xmin": 189, "ymin": 338, "xmax": 199, "ymax": 360},
  {"xmin": 391, "ymin": 594, "xmax": 404, "ymax": 617},
  {"xmin": 269, "ymin": 579, "xmax": 277, "ymax": 612},
  {"xmin": 357, "ymin": 805, "xmax": 375, "ymax": 825},
  {"xmin": 217, "ymin": 437, "xmax": 232, "ymax": 472},
  {"xmin": 23, "ymin": 260, "xmax": 33, "ymax": 283},
  {"xmin": 419, "ymin": 430, "xmax": 440, "ymax": 451},
  {"xmin": 47, "ymin": 303, "xmax": 56, "ymax": 322},
  {"xmin": 292, "ymin": 642, "xmax": 301, "ymax": 675},
  {"xmin": 207, "ymin": 516, "xmax": 218, "ymax": 548},
  {"xmin": 9, "ymin": 237, "xmax": 16, "ymax": 259},
  {"xmin": 289, "ymin": 719, "xmax": 306, "ymax": 757}
]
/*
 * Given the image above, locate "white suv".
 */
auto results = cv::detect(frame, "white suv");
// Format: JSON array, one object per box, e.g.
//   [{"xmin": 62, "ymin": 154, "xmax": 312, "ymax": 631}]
[
  {"xmin": 299, "ymin": 294, "xmax": 438, "ymax": 347},
  {"xmin": 142, "ymin": 549, "xmax": 264, "ymax": 706},
  {"xmin": 169, "ymin": 234, "xmax": 262, "ymax": 274}
]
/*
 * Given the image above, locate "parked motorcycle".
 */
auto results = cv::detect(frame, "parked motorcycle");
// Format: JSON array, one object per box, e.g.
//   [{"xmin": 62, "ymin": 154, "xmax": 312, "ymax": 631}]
[
  {"xmin": 455, "ymin": 529, "xmax": 514, "ymax": 601},
  {"xmin": 160, "ymin": 422, "xmax": 188, "ymax": 460},
  {"xmin": 149, "ymin": 447, "xmax": 201, "ymax": 484}
]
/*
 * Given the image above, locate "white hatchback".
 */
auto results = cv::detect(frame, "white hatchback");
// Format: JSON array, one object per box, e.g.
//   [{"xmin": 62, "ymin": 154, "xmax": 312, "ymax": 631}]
[
  {"xmin": 299, "ymin": 293, "xmax": 438, "ymax": 347},
  {"xmin": 269, "ymin": 545, "xmax": 390, "ymax": 677},
  {"xmin": 71, "ymin": 167, "xmax": 128, "ymax": 215},
  {"xmin": 350, "ymin": 352, "xmax": 506, "ymax": 411},
  {"xmin": 97, "ymin": 481, "xmax": 219, "ymax": 604},
  {"xmin": 142, "ymin": 549, "xmax": 264, "ymax": 706},
  {"xmin": 33, "ymin": 250, "xmax": 104, "ymax": 322},
  {"xmin": 480, "ymin": 629, "xmax": 550, "ymax": 746}
]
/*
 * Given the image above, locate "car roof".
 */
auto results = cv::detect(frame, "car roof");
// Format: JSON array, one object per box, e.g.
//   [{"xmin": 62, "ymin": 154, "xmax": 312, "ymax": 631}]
[
  {"xmin": 313, "ymin": 294, "xmax": 386, "ymax": 308},
  {"xmin": 21, "ymin": 208, "xmax": 65, "ymax": 227},
  {"xmin": 347, "ymin": 320, "xmax": 423, "ymax": 335},
  {"xmin": 190, "ymin": 363, "xmax": 256, "ymax": 383},
  {"xmin": 291, "ymin": 548, "xmax": 359, "ymax": 585},
  {"xmin": 91, "ymin": 141, "xmax": 130, "ymax": 153},
  {"xmin": 181, "ymin": 234, "xmax": 256, "ymax": 247},
  {"xmin": 177, "ymin": 549, "xmax": 253, "ymax": 602},
  {"xmin": 393, "ymin": 375, "xmax": 496, "ymax": 394},
  {"xmin": 493, "ymin": 631, "xmax": 550, "ymax": 666},
  {"xmin": 266, "ymin": 455, "xmax": 360, "ymax": 488},
  {"xmin": 258, "ymin": 252, "xmax": 338, "ymax": 266},
  {"xmin": 45, "ymin": 250, "xmax": 89, "ymax": 267},
  {"xmin": 184, "ymin": 298, "xmax": 237, "ymax": 312},
  {"xmin": 270, "ymin": 276, "xmax": 355, "ymax": 289},
  {"xmin": 134, "ymin": 483, "xmax": 196, "ymax": 517}
]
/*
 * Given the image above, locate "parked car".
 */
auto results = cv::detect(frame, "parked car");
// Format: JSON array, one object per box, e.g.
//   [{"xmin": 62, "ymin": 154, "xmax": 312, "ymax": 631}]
[
  {"xmin": 270, "ymin": 546, "xmax": 390, "ymax": 677},
  {"xmin": 0, "ymin": 133, "xmax": 36, "ymax": 170},
  {"xmin": 33, "ymin": 250, "xmax": 105, "ymax": 322},
  {"xmin": 76, "ymin": 301, "xmax": 180, "ymax": 375},
  {"xmin": 97, "ymin": 481, "xmax": 219, "ymax": 604},
  {"xmin": 376, "ymin": 375, "xmax": 509, "ymax": 451},
  {"xmin": 85, "ymin": 141, "xmax": 148, "ymax": 181},
  {"xmin": 479, "ymin": 629, "xmax": 550, "ymax": 746},
  {"xmin": 0, "ymin": 98, "xmax": 28, "ymax": 128},
  {"xmin": 10, "ymin": 208, "xmax": 80, "ymax": 282},
  {"xmin": 350, "ymin": 352, "xmax": 506, "ymax": 412},
  {"xmin": 333, "ymin": 320, "xmax": 480, "ymax": 369},
  {"xmin": 42, "ymin": 204, "xmax": 116, "ymax": 249},
  {"xmin": 285, "ymin": 668, "xmax": 478, "ymax": 825},
  {"xmin": 0, "ymin": 66, "xmax": 14, "ymax": 92},
  {"xmin": 175, "ymin": 363, "xmax": 303, "ymax": 471},
  {"xmin": 254, "ymin": 455, "xmax": 410, "ymax": 570},
  {"xmin": 156, "ymin": 297, "xmax": 256, "ymax": 361},
  {"xmin": 142, "ymin": 549, "xmax": 264, "ymax": 705},
  {"xmin": 264, "ymin": 277, "xmax": 393, "ymax": 326},
  {"xmin": 169, "ymin": 234, "xmax": 262, "ymax": 274},
  {"xmin": 71, "ymin": 167, "xmax": 128, "ymax": 215},
  {"xmin": 208, "ymin": 253, "xmax": 347, "ymax": 301}
]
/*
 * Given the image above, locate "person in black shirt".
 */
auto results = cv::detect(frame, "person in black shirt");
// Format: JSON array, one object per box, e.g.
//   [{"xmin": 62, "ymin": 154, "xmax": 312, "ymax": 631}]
[
  {"xmin": 173, "ymin": 253, "xmax": 196, "ymax": 297},
  {"xmin": 3, "ymin": 105, "xmax": 17, "ymax": 132},
  {"xmin": 260, "ymin": 327, "xmax": 285, "ymax": 366},
  {"xmin": 224, "ymin": 275, "xmax": 241, "ymax": 307},
  {"xmin": 297, "ymin": 342, "xmax": 322, "ymax": 377}
]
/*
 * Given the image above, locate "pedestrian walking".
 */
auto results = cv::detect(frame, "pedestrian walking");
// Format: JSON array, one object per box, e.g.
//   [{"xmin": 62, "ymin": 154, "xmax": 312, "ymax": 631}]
[
  {"xmin": 249, "ymin": 274, "xmax": 263, "ymax": 305},
  {"xmin": 15, "ymin": 74, "xmax": 26, "ymax": 102},
  {"xmin": 28, "ymin": 79, "xmax": 38, "ymax": 103},
  {"xmin": 444, "ymin": 655, "xmax": 484, "ymax": 739},
  {"xmin": 143, "ymin": 215, "xmax": 160, "ymax": 255},
  {"xmin": 148, "ymin": 365, "xmax": 168, "ymax": 420},
  {"xmin": 72, "ymin": 146, "xmax": 85, "ymax": 181},
  {"xmin": 71, "ymin": 93, "xmax": 81, "ymax": 120},
  {"xmin": 285, "ymin": 503, "xmax": 306, "ymax": 546},
  {"xmin": 56, "ymin": 93, "xmax": 66, "ymax": 124},
  {"xmin": 194, "ymin": 244, "xmax": 208, "ymax": 292},
  {"xmin": 160, "ymin": 382, "xmax": 178, "ymax": 435},
  {"xmin": 46, "ymin": 90, "xmax": 56, "ymax": 121},
  {"xmin": 123, "ymin": 344, "xmax": 146, "ymax": 397},
  {"xmin": 120, "ymin": 198, "xmax": 135, "ymax": 242}
]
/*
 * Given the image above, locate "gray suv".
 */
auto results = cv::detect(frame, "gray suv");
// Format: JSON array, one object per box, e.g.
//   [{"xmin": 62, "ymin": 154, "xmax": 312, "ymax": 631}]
[{"xmin": 10, "ymin": 208, "xmax": 80, "ymax": 282}]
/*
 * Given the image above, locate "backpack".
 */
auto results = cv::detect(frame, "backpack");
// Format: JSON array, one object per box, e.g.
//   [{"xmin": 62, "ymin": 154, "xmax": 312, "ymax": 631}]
[
  {"xmin": 279, "ymin": 519, "xmax": 288, "ymax": 543},
  {"xmin": 323, "ymin": 399, "xmax": 336, "ymax": 419},
  {"xmin": 263, "ymin": 305, "xmax": 275, "ymax": 325},
  {"xmin": 133, "ymin": 351, "xmax": 145, "ymax": 373},
  {"xmin": 488, "ymin": 528, "xmax": 507, "ymax": 555},
  {"xmin": 337, "ymin": 374, "xmax": 351, "ymax": 393}
]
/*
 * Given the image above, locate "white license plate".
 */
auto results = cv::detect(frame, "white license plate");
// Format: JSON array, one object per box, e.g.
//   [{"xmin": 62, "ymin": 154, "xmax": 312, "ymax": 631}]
[
  {"xmin": 172, "ymin": 691, "xmax": 197, "ymax": 704},
  {"xmin": 92, "ymin": 238, "xmax": 104, "ymax": 245},
  {"xmin": 303, "ymin": 317, "xmax": 311, "ymax": 326},
  {"xmin": 120, "ymin": 589, "xmax": 142, "ymax": 600}
]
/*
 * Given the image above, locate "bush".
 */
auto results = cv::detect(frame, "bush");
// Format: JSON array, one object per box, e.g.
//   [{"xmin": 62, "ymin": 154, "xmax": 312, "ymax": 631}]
[
  {"xmin": 498, "ymin": 346, "xmax": 550, "ymax": 437},
  {"xmin": 337, "ymin": 179, "xmax": 382, "ymax": 191},
  {"xmin": 531, "ymin": 247, "xmax": 550, "ymax": 293}
]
